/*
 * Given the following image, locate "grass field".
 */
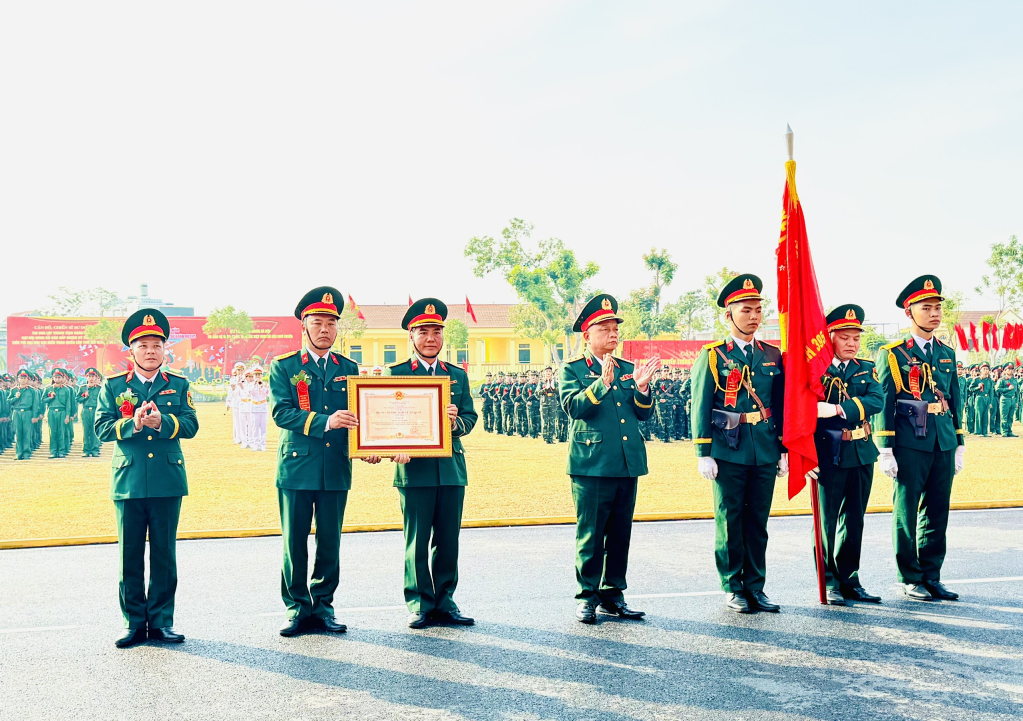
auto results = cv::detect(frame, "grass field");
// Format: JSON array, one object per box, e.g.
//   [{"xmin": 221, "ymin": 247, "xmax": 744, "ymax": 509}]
[{"xmin": 1, "ymin": 403, "xmax": 1021, "ymax": 542}]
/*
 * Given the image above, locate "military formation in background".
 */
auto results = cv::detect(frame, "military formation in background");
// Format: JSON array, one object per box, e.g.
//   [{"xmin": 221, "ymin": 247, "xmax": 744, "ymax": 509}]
[
  {"xmin": 226, "ymin": 362, "xmax": 270, "ymax": 451},
  {"xmin": 962, "ymin": 361, "xmax": 1021, "ymax": 437}
]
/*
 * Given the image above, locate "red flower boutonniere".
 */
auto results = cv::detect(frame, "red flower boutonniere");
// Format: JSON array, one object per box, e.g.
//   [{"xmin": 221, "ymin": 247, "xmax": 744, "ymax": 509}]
[
  {"xmin": 291, "ymin": 371, "xmax": 312, "ymax": 411},
  {"xmin": 115, "ymin": 391, "xmax": 139, "ymax": 418}
]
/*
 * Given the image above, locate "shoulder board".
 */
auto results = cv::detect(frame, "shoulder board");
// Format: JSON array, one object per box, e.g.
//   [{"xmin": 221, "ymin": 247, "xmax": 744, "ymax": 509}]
[
  {"xmin": 331, "ymin": 351, "xmax": 355, "ymax": 365},
  {"xmin": 565, "ymin": 355, "xmax": 585, "ymax": 363},
  {"xmin": 274, "ymin": 350, "xmax": 299, "ymax": 361},
  {"xmin": 106, "ymin": 370, "xmax": 129, "ymax": 380},
  {"xmin": 386, "ymin": 360, "xmax": 410, "ymax": 369},
  {"xmin": 879, "ymin": 340, "xmax": 904, "ymax": 352},
  {"xmin": 856, "ymin": 358, "xmax": 875, "ymax": 367},
  {"xmin": 703, "ymin": 340, "xmax": 725, "ymax": 350},
  {"xmin": 165, "ymin": 369, "xmax": 185, "ymax": 378},
  {"xmin": 611, "ymin": 355, "xmax": 632, "ymax": 366}
]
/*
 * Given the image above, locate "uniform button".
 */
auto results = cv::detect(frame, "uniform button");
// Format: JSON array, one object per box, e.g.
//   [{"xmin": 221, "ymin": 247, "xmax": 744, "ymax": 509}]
[
  {"xmin": 325, "ymin": 405, "xmax": 329, "ymax": 410},
  {"xmin": 617, "ymin": 402, "xmax": 621, "ymax": 406},
  {"xmin": 177, "ymin": 459, "xmax": 182, "ymax": 464},
  {"xmin": 341, "ymin": 387, "xmax": 346, "ymax": 391},
  {"xmin": 292, "ymin": 451, "xmax": 298, "ymax": 457},
  {"xmin": 148, "ymin": 453, "xmax": 153, "ymax": 458},
  {"xmin": 620, "ymin": 418, "xmax": 625, "ymax": 424},
  {"xmin": 148, "ymin": 436, "xmax": 153, "ymax": 440},
  {"xmin": 586, "ymin": 439, "xmax": 591, "ymax": 445},
  {"xmin": 752, "ymin": 404, "xmax": 758, "ymax": 409},
  {"xmin": 612, "ymin": 385, "xmax": 618, "ymax": 390},
  {"xmin": 167, "ymin": 401, "xmax": 172, "ymax": 405},
  {"xmin": 622, "ymin": 436, "xmax": 628, "ymax": 441},
  {"xmin": 326, "ymin": 443, "xmax": 330, "ymax": 447}
]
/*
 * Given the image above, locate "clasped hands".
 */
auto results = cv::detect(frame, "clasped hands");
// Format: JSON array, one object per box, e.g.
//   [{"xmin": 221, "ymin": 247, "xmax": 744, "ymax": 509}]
[{"xmin": 133, "ymin": 401, "xmax": 162, "ymax": 432}]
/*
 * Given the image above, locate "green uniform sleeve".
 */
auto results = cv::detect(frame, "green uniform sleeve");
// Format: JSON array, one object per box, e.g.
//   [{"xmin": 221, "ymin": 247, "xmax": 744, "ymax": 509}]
[
  {"xmin": 840, "ymin": 364, "xmax": 884, "ymax": 423},
  {"xmin": 451, "ymin": 370, "xmax": 478, "ymax": 438},
  {"xmin": 873, "ymin": 347, "xmax": 898, "ymax": 449},
  {"xmin": 269, "ymin": 359, "xmax": 327, "ymax": 439},
  {"xmin": 690, "ymin": 348, "xmax": 715, "ymax": 458},
  {"xmin": 947, "ymin": 360, "xmax": 965, "ymax": 447},
  {"xmin": 558, "ymin": 361, "xmax": 608, "ymax": 420},
  {"xmin": 158, "ymin": 380, "xmax": 199, "ymax": 440}
]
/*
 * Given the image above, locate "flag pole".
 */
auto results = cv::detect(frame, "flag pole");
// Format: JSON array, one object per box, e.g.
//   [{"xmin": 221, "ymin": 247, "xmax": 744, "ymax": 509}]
[{"xmin": 787, "ymin": 124, "xmax": 828, "ymax": 605}]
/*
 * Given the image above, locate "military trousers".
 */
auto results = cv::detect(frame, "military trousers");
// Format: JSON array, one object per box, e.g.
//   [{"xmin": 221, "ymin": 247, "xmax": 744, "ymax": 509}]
[
  {"xmin": 999, "ymin": 398, "xmax": 1016, "ymax": 435},
  {"xmin": 712, "ymin": 460, "xmax": 776, "ymax": 593},
  {"xmin": 398, "ymin": 485, "xmax": 465, "ymax": 615},
  {"xmin": 81, "ymin": 407, "xmax": 101, "ymax": 455},
  {"xmin": 891, "ymin": 446, "xmax": 954, "ymax": 584},
  {"xmin": 973, "ymin": 397, "xmax": 990, "ymax": 435},
  {"xmin": 674, "ymin": 405, "xmax": 689, "ymax": 439},
  {"xmin": 114, "ymin": 496, "xmax": 182, "ymax": 629},
  {"xmin": 541, "ymin": 404, "xmax": 557, "ymax": 443},
  {"xmin": 46, "ymin": 408, "xmax": 68, "ymax": 457},
  {"xmin": 482, "ymin": 401, "xmax": 494, "ymax": 433},
  {"xmin": 278, "ymin": 488, "xmax": 349, "ymax": 621},
  {"xmin": 656, "ymin": 403, "xmax": 673, "ymax": 442},
  {"xmin": 13, "ymin": 410, "xmax": 34, "ymax": 459},
  {"xmin": 965, "ymin": 398, "xmax": 976, "ymax": 433},
  {"xmin": 570, "ymin": 475, "xmax": 637, "ymax": 604},
  {"xmin": 528, "ymin": 405, "xmax": 541, "ymax": 438},
  {"xmin": 817, "ymin": 464, "xmax": 873, "ymax": 591},
  {"xmin": 502, "ymin": 403, "xmax": 515, "ymax": 435}
]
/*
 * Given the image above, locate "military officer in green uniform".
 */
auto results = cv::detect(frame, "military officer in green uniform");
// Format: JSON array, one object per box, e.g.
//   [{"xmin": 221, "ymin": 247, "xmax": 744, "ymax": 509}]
[
  {"xmin": 387, "ymin": 298, "xmax": 478, "ymax": 629},
  {"xmin": 809, "ymin": 305, "xmax": 884, "ymax": 605},
  {"xmin": 78, "ymin": 368, "xmax": 103, "ymax": 457},
  {"xmin": 691, "ymin": 274, "xmax": 787, "ymax": 614},
  {"xmin": 955, "ymin": 362, "xmax": 967, "ymax": 424},
  {"xmin": 95, "ymin": 309, "xmax": 199, "ymax": 648},
  {"xmin": 10, "ymin": 370, "xmax": 40, "ymax": 460},
  {"xmin": 875, "ymin": 275, "xmax": 964, "ymax": 602},
  {"xmin": 481, "ymin": 372, "xmax": 495, "ymax": 432},
  {"xmin": 559, "ymin": 294, "xmax": 658, "ymax": 624},
  {"xmin": 65, "ymin": 369, "xmax": 79, "ymax": 450},
  {"xmin": 0, "ymin": 374, "xmax": 11, "ymax": 453},
  {"xmin": 33, "ymin": 373, "xmax": 45, "ymax": 450},
  {"xmin": 970, "ymin": 363, "xmax": 993, "ymax": 437},
  {"xmin": 995, "ymin": 365, "xmax": 1018, "ymax": 437},
  {"xmin": 43, "ymin": 368, "xmax": 73, "ymax": 458},
  {"xmin": 270, "ymin": 287, "xmax": 376, "ymax": 637},
  {"xmin": 991, "ymin": 366, "xmax": 1003, "ymax": 434},
  {"xmin": 539, "ymin": 366, "xmax": 559, "ymax": 443},
  {"xmin": 501, "ymin": 373, "xmax": 515, "ymax": 436},
  {"xmin": 527, "ymin": 369, "xmax": 542, "ymax": 438}
]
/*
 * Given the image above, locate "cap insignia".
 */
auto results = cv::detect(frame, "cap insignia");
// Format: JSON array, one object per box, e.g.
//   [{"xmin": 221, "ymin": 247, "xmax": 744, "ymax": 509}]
[
  {"xmin": 923, "ymin": 279, "xmax": 934, "ymax": 290},
  {"xmin": 845, "ymin": 308, "xmax": 857, "ymax": 320},
  {"xmin": 425, "ymin": 303, "xmax": 435, "ymax": 314},
  {"xmin": 322, "ymin": 292, "xmax": 333, "ymax": 304},
  {"xmin": 743, "ymin": 278, "xmax": 754, "ymax": 290},
  {"xmin": 143, "ymin": 314, "xmax": 155, "ymax": 326},
  {"xmin": 601, "ymin": 298, "xmax": 612, "ymax": 311}
]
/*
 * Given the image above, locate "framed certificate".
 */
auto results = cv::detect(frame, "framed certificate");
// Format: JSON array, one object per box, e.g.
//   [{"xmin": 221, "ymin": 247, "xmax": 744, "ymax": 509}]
[{"xmin": 347, "ymin": 376, "xmax": 452, "ymax": 458}]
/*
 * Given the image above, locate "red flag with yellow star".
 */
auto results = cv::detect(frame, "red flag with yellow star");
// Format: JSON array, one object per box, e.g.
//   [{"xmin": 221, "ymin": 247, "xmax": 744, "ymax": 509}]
[{"xmin": 347, "ymin": 295, "xmax": 365, "ymax": 321}]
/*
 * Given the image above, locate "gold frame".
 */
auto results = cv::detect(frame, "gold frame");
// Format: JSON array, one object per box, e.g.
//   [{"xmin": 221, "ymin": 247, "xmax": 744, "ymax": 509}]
[{"xmin": 347, "ymin": 376, "xmax": 452, "ymax": 458}]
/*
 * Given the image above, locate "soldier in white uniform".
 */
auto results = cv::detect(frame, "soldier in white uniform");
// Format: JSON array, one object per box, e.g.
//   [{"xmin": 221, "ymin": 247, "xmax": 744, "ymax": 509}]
[
  {"xmin": 248, "ymin": 365, "xmax": 270, "ymax": 451},
  {"xmin": 239, "ymin": 369, "xmax": 254, "ymax": 449},
  {"xmin": 230, "ymin": 362, "xmax": 246, "ymax": 445}
]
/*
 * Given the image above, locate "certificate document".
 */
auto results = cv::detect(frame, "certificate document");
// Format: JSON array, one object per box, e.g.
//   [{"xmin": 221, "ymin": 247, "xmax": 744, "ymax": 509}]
[{"xmin": 347, "ymin": 376, "xmax": 452, "ymax": 458}]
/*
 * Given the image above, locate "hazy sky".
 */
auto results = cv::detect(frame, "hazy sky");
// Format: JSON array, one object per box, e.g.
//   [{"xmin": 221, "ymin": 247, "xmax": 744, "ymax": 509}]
[{"xmin": 2, "ymin": 1, "xmax": 1020, "ymax": 327}]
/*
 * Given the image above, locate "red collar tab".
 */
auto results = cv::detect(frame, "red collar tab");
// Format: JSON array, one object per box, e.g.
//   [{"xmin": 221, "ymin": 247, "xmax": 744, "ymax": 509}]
[
  {"xmin": 126, "ymin": 370, "xmax": 134, "ymax": 383},
  {"xmin": 585, "ymin": 355, "xmax": 593, "ymax": 367},
  {"xmin": 161, "ymin": 371, "xmax": 168, "ymax": 382},
  {"xmin": 756, "ymin": 340, "xmax": 763, "ymax": 350},
  {"xmin": 906, "ymin": 338, "xmax": 914, "ymax": 349},
  {"xmin": 439, "ymin": 361, "xmax": 447, "ymax": 372},
  {"xmin": 331, "ymin": 353, "xmax": 339, "ymax": 365},
  {"xmin": 726, "ymin": 340, "xmax": 734, "ymax": 352},
  {"xmin": 411, "ymin": 359, "xmax": 419, "ymax": 371},
  {"xmin": 301, "ymin": 352, "xmax": 309, "ymax": 365}
]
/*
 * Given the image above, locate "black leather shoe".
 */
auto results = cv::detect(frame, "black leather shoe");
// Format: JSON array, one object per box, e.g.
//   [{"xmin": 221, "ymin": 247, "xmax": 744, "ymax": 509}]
[
  {"xmin": 148, "ymin": 627, "xmax": 184, "ymax": 643},
  {"xmin": 432, "ymin": 610, "xmax": 475, "ymax": 626},
  {"xmin": 319, "ymin": 616, "xmax": 347, "ymax": 633},
  {"xmin": 576, "ymin": 601, "xmax": 597, "ymax": 624},
  {"xmin": 597, "ymin": 600, "xmax": 646, "ymax": 619},
  {"xmin": 725, "ymin": 592, "xmax": 752, "ymax": 613},
  {"xmin": 841, "ymin": 586, "xmax": 882, "ymax": 603},
  {"xmin": 115, "ymin": 628, "xmax": 148, "ymax": 648},
  {"xmin": 826, "ymin": 590, "xmax": 847, "ymax": 606},
  {"xmin": 279, "ymin": 617, "xmax": 307, "ymax": 637},
  {"xmin": 924, "ymin": 581, "xmax": 959, "ymax": 601},
  {"xmin": 407, "ymin": 612, "xmax": 430, "ymax": 629},
  {"xmin": 747, "ymin": 591, "xmax": 780, "ymax": 612},
  {"xmin": 902, "ymin": 583, "xmax": 934, "ymax": 601}
]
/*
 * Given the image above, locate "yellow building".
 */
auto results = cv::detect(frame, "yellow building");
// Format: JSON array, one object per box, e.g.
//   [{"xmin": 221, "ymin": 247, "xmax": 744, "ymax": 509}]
[{"xmin": 342, "ymin": 304, "xmax": 567, "ymax": 380}]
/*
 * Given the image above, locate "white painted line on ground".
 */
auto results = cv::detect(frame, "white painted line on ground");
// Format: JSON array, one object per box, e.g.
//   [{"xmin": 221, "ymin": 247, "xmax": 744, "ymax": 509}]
[
  {"xmin": 626, "ymin": 591, "xmax": 724, "ymax": 599},
  {"xmin": 946, "ymin": 576, "xmax": 1023, "ymax": 585},
  {"xmin": 257, "ymin": 605, "xmax": 406, "ymax": 617},
  {"xmin": 0, "ymin": 625, "xmax": 79, "ymax": 634}
]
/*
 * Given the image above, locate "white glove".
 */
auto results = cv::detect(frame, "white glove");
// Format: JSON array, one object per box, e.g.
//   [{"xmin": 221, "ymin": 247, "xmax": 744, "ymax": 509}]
[
  {"xmin": 777, "ymin": 453, "xmax": 789, "ymax": 477},
  {"xmin": 806, "ymin": 467, "xmax": 820, "ymax": 482},
  {"xmin": 816, "ymin": 402, "xmax": 838, "ymax": 419},
  {"xmin": 955, "ymin": 445, "xmax": 965, "ymax": 475},
  {"xmin": 698, "ymin": 457, "xmax": 718, "ymax": 480},
  {"xmin": 879, "ymin": 448, "xmax": 898, "ymax": 479}
]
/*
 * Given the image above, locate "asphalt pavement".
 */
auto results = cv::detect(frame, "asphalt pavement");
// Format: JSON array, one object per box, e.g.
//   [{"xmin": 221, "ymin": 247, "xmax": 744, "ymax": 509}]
[{"xmin": 1, "ymin": 509, "xmax": 1022, "ymax": 720}]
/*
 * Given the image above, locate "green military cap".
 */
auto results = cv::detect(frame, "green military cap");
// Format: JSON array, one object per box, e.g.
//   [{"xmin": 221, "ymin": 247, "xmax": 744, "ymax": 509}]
[
  {"xmin": 17, "ymin": 370, "xmax": 30, "ymax": 379},
  {"xmin": 895, "ymin": 274, "xmax": 943, "ymax": 309},
  {"xmin": 980, "ymin": 361, "xmax": 990, "ymax": 368},
  {"xmin": 544, "ymin": 366, "xmax": 553, "ymax": 371},
  {"xmin": 717, "ymin": 274, "xmax": 764, "ymax": 308},
  {"xmin": 485, "ymin": 372, "xmax": 493, "ymax": 377},
  {"xmin": 497, "ymin": 371, "xmax": 505, "ymax": 377},
  {"xmin": 825, "ymin": 304, "xmax": 865, "ymax": 332},
  {"xmin": 84, "ymin": 367, "xmax": 101, "ymax": 377},
  {"xmin": 294, "ymin": 286, "xmax": 343, "ymax": 320},
  {"xmin": 50, "ymin": 368, "xmax": 63, "ymax": 380},
  {"xmin": 122, "ymin": 308, "xmax": 170, "ymax": 346},
  {"xmin": 956, "ymin": 361, "xmax": 963, "ymax": 366},
  {"xmin": 402, "ymin": 298, "xmax": 447, "ymax": 330},
  {"xmin": 573, "ymin": 294, "xmax": 624, "ymax": 332}
]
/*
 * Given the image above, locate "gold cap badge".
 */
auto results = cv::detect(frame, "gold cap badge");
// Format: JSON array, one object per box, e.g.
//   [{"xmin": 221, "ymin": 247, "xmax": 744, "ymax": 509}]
[
  {"xmin": 601, "ymin": 298, "xmax": 612, "ymax": 311},
  {"xmin": 425, "ymin": 303, "xmax": 436, "ymax": 315},
  {"xmin": 322, "ymin": 292, "xmax": 333, "ymax": 304},
  {"xmin": 143, "ymin": 314, "xmax": 155, "ymax": 326},
  {"xmin": 743, "ymin": 278, "xmax": 754, "ymax": 290},
  {"xmin": 923, "ymin": 279, "xmax": 934, "ymax": 290},
  {"xmin": 845, "ymin": 308, "xmax": 857, "ymax": 320}
]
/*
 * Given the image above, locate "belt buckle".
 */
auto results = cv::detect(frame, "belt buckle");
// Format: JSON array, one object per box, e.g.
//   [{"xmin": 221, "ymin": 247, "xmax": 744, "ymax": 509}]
[
  {"xmin": 850, "ymin": 427, "xmax": 866, "ymax": 441},
  {"xmin": 746, "ymin": 411, "xmax": 762, "ymax": 425},
  {"xmin": 927, "ymin": 402, "xmax": 942, "ymax": 414}
]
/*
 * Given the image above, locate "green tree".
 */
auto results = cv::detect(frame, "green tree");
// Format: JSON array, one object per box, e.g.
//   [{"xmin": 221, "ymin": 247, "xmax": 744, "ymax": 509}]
[
  {"xmin": 643, "ymin": 248, "xmax": 677, "ymax": 316},
  {"xmin": 45, "ymin": 287, "xmax": 121, "ymax": 316},
  {"xmin": 668, "ymin": 289, "xmax": 708, "ymax": 340},
  {"xmin": 83, "ymin": 317, "xmax": 123, "ymax": 373},
  {"xmin": 465, "ymin": 218, "xmax": 599, "ymax": 366},
  {"xmin": 203, "ymin": 305, "xmax": 254, "ymax": 367},
  {"xmin": 975, "ymin": 235, "xmax": 1023, "ymax": 319},
  {"xmin": 859, "ymin": 326, "xmax": 888, "ymax": 359},
  {"xmin": 444, "ymin": 318, "xmax": 469, "ymax": 353},
  {"xmin": 701, "ymin": 267, "xmax": 740, "ymax": 337},
  {"xmin": 335, "ymin": 307, "xmax": 367, "ymax": 354},
  {"xmin": 619, "ymin": 286, "xmax": 679, "ymax": 340}
]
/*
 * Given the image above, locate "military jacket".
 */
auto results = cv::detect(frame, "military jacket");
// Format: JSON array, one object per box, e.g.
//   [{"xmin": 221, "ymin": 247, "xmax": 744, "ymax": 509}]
[
  {"xmin": 95, "ymin": 368, "xmax": 199, "ymax": 500},
  {"xmin": 269, "ymin": 349, "xmax": 359, "ymax": 492},
  {"xmin": 386, "ymin": 357, "xmax": 477, "ymax": 487},
  {"xmin": 77, "ymin": 384, "xmax": 101, "ymax": 410},
  {"xmin": 968, "ymin": 377, "xmax": 994, "ymax": 401},
  {"xmin": 995, "ymin": 378, "xmax": 1017, "ymax": 400},
  {"xmin": 9, "ymin": 386, "xmax": 39, "ymax": 414},
  {"xmin": 539, "ymin": 380, "xmax": 559, "ymax": 405},
  {"xmin": 480, "ymin": 382, "xmax": 494, "ymax": 404},
  {"xmin": 559, "ymin": 351, "xmax": 652, "ymax": 478},
  {"xmin": 814, "ymin": 359, "xmax": 883, "ymax": 468},
  {"xmin": 691, "ymin": 338, "xmax": 786, "ymax": 465},
  {"xmin": 874, "ymin": 337, "xmax": 963, "ymax": 452},
  {"xmin": 43, "ymin": 385, "xmax": 73, "ymax": 414}
]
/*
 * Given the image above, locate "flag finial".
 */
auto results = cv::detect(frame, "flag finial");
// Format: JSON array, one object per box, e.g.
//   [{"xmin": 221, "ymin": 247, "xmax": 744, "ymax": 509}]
[{"xmin": 785, "ymin": 124, "xmax": 794, "ymax": 161}]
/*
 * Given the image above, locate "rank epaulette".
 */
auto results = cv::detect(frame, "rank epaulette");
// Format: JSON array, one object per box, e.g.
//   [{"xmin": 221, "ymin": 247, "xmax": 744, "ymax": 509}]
[
  {"xmin": 165, "ymin": 369, "xmax": 185, "ymax": 378},
  {"xmin": 106, "ymin": 370, "xmax": 129, "ymax": 380},
  {"xmin": 879, "ymin": 340, "xmax": 904, "ymax": 352},
  {"xmin": 565, "ymin": 355, "xmax": 585, "ymax": 364},
  {"xmin": 703, "ymin": 340, "xmax": 725, "ymax": 350},
  {"xmin": 386, "ymin": 359, "xmax": 408, "ymax": 369},
  {"xmin": 275, "ymin": 350, "xmax": 299, "ymax": 361},
  {"xmin": 330, "ymin": 351, "xmax": 351, "ymax": 365}
]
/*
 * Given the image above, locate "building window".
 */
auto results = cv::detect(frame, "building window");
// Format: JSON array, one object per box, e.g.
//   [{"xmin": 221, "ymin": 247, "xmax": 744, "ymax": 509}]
[
  {"xmin": 350, "ymin": 346, "xmax": 363, "ymax": 364},
  {"xmin": 384, "ymin": 345, "xmax": 397, "ymax": 364},
  {"xmin": 456, "ymin": 349, "xmax": 468, "ymax": 364},
  {"xmin": 555, "ymin": 344, "xmax": 564, "ymax": 361},
  {"xmin": 518, "ymin": 344, "xmax": 531, "ymax": 364}
]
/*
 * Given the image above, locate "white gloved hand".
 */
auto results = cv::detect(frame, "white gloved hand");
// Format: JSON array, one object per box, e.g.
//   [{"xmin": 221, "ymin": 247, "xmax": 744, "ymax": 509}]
[
  {"xmin": 955, "ymin": 445, "xmax": 965, "ymax": 475},
  {"xmin": 816, "ymin": 402, "xmax": 838, "ymax": 419},
  {"xmin": 698, "ymin": 457, "xmax": 718, "ymax": 480},
  {"xmin": 879, "ymin": 448, "xmax": 898, "ymax": 479},
  {"xmin": 777, "ymin": 452, "xmax": 789, "ymax": 477},
  {"xmin": 806, "ymin": 467, "xmax": 820, "ymax": 482}
]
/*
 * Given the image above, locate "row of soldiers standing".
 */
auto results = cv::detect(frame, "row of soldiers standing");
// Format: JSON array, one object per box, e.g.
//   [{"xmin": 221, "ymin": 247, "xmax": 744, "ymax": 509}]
[
  {"xmin": 0, "ymin": 368, "xmax": 104, "ymax": 460},
  {"xmin": 643, "ymin": 366, "xmax": 692, "ymax": 442},
  {"xmin": 478, "ymin": 369, "xmax": 569, "ymax": 443},
  {"xmin": 960, "ymin": 362, "xmax": 1021, "ymax": 437}
]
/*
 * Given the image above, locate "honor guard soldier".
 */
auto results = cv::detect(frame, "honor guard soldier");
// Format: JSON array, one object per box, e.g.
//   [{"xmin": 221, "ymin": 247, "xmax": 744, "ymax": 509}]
[
  {"xmin": 501, "ymin": 373, "xmax": 516, "ymax": 436},
  {"xmin": 527, "ymin": 369, "xmax": 542, "ymax": 438},
  {"xmin": 481, "ymin": 372, "xmax": 495, "ymax": 432},
  {"xmin": 970, "ymin": 363, "xmax": 993, "ymax": 437},
  {"xmin": 43, "ymin": 368, "xmax": 73, "ymax": 458},
  {"xmin": 493, "ymin": 372, "xmax": 506, "ymax": 434},
  {"xmin": 387, "ymin": 299, "xmax": 478, "ymax": 629},
  {"xmin": 270, "ymin": 287, "xmax": 375, "ymax": 637},
  {"xmin": 691, "ymin": 274, "xmax": 787, "ymax": 614},
  {"xmin": 10, "ymin": 370, "xmax": 40, "ymax": 460},
  {"xmin": 79, "ymin": 368, "xmax": 103, "ymax": 457},
  {"xmin": 808, "ymin": 305, "xmax": 884, "ymax": 605},
  {"xmin": 95, "ymin": 309, "xmax": 199, "ymax": 648},
  {"xmin": 655, "ymin": 366, "xmax": 675, "ymax": 443},
  {"xmin": 539, "ymin": 366, "xmax": 559, "ymax": 443},
  {"xmin": 0, "ymin": 375, "xmax": 10, "ymax": 454},
  {"xmin": 995, "ymin": 364, "xmax": 1018, "ymax": 437},
  {"xmin": 248, "ymin": 365, "xmax": 270, "ymax": 451},
  {"xmin": 559, "ymin": 294, "xmax": 658, "ymax": 624},
  {"xmin": 875, "ymin": 275, "xmax": 964, "ymax": 602}
]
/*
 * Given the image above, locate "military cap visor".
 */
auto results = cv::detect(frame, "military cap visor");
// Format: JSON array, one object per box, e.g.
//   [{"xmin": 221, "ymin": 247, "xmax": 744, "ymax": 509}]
[
  {"xmin": 896, "ymin": 275, "xmax": 943, "ymax": 309},
  {"xmin": 85, "ymin": 367, "xmax": 101, "ymax": 376},
  {"xmin": 403, "ymin": 298, "xmax": 447, "ymax": 330},
  {"xmin": 573, "ymin": 294, "xmax": 624, "ymax": 333},
  {"xmin": 295, "ymin": 286, "xmax": 344, "ymax": 320},
  {"xmin": 122, "ymin": 308, "xmax": 170, "ymax": 346},
  {"xmin": 826, "ymin": 304, "xmax": 865, "ymax": 333},
  {"xmin": 717, "ymin": 274, "xmax": 764, "ymax": 308}
]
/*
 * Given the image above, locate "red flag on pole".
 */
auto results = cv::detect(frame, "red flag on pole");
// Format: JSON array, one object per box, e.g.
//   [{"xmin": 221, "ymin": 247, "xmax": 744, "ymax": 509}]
[
  {"xmin": 1002, "ymin": 323, "xmax": 1012, "ymax": 350},
  {"xmin": 992, "ymin": 322, "xmax": 1000, "ymax": 351},
  {"xmin": 982, "ymin": 321, "xmax": 991, "ymax": 352},
  {"xmin": 465, "ymin": 296, "xmax": 478, "ymax": 324},
  {"xmin": 954, "ymin": 324, "xmax": 969, "ymax": 351},
  {"xmin": 970, "ymin": 322, "xmax": 979, "ymax": 352},
  {"xmin": 408, "ymin": 295, "xmax": 414, "ymax": 307},
  {"xmin": 347, "ymin": 295, "xmax": 365, "ymax": 321}
]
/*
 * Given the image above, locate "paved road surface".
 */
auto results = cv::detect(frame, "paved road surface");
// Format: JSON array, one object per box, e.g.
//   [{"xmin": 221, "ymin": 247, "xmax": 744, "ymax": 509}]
[{"xmin": 1, "ymin": 509, "xmax": 1022, "ymax": 720}]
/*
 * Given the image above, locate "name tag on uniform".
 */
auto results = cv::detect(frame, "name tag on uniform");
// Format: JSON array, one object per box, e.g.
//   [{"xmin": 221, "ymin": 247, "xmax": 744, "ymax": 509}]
[
  {"xmin": 619, "ymin": 374, "xmax": 633, "ymax": 381},
  {"xmin": 450, "ymin": 379, "xmax": 458, "ymax": 385},
  {"xmin": 762, "ymin": 362, "xmax": 776, "ymax": 367},
  {"xmin": 586, "ymin": 373, "xmax": 599, "ymax": 378},
  {"xmin": 332, "ymin": 377, "xmax": 344, "ymax": 383},
  {"xmin": 159, "ymin": 389, "xmax": 177, "ymax": 395},
  {"xmin": 851, "ymin": 371, "xmax": 869, "ymax": 378},
  {"xmin": 939, "ymin": 358, "xmax": 952, "ymax": 363}
]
